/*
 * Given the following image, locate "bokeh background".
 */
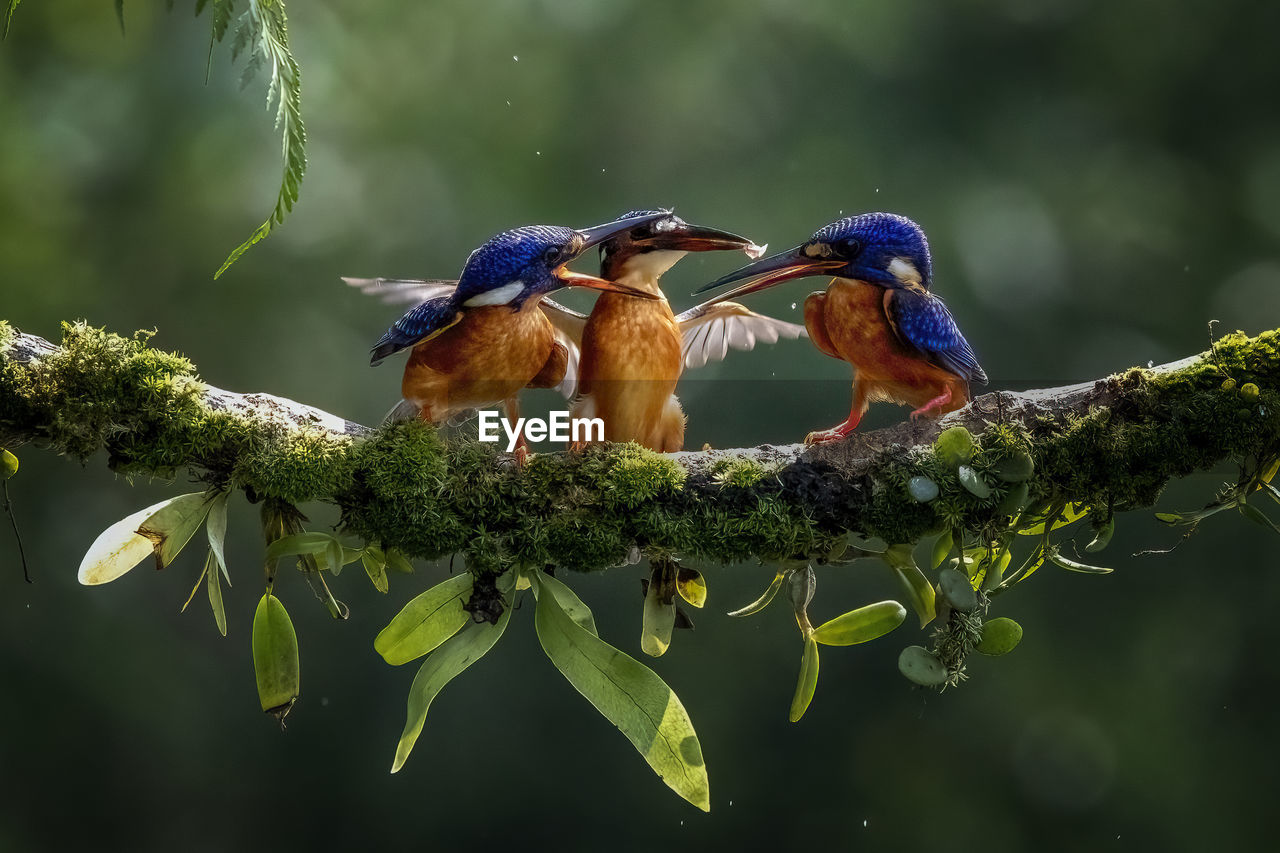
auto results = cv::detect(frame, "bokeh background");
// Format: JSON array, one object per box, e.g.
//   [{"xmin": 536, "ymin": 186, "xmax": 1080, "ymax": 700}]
[{"xmin": 3, "ymin": 0, "xmax": 1280, "ymax": 849}]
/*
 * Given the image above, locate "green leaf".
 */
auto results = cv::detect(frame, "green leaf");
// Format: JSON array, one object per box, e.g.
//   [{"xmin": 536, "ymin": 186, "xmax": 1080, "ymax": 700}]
[
  {"xmin": 1046, "ymin": 547, "xmax": 1113, "ymax": 574},
  {"xmin": 206, "ymin": 490, "xmax": 231, "ymax": 584},
  {"xmin": 1083, "ymin": 517, "xmax": 1114, "ymax": 552},
  {"xmin": 78, "ymin": 497, "xmax": 189, "ymax": 585},
  {"xmin": 1018, "ymin": 502, "xmax": 1089, "ymax": 535},
  {"xmin": 789, "ymin": 636, "xmax": 820, "ymax": 722},
  {"xmin": 1239, "ymin": 501, "xmax": 1280, "ymax": 535},
  {"xmin": 532, "ymin": 570, "xmax": 710, "ymax": 812},
  {"xmin": 180, "ymin": 552, "xmax": 212, "ymax": 614},
  {"xmin": 252, "ymin": 592, "xmax": 299, "ymax": 716},
  {"xmin": 883, "ymin": 546, "xmax": 936, "ymax": 627},
  {"xmin": 137, "ymin": 492, "xmax": 215, "ymax": 569},
  {"xmin": 976, "ymin": 617, "xmax": 1022, "ymax": 656},
  {"xmin": 993, "ymin": 451, "xmax": 1034, "ymax": 482},
  {"xmin": 727, "ymin": 569, "xmax": 786, "ymax": 617},
  {"xmin": 362, "ymin": 548, "xmax": 389, "ymax": 593},
  {"xmin": 811, "ymin": 600, "xmax": 906, "ymax": 646},
  {"xmin": 324, "ymin": 537, "xmax": 345, "ymax": 575},
  {"xmin": 391, "ymin": 605, "xmax": 512, "ymax": 773},
  {"xmin": 957, "ymin": 465, "xmax": 992, "ymax": 499},
  {"xmin": 934, "ymin": 426, "xmax": 974, "ymax": 466},
  {"xmin": 374, "ymin": 573, "xmax": 472, "ymax": 665},
  {"xmin": 641, "ymin": 571, "xmax": 676, "ymax": 658},
  {"xmin": 264, "ymin": 531, "xmax": 334, "ymax": 561},
  {"xmin": 997, "ymin": 482, "xmax": 1030, "ymax": 516},
  {"xmin": 898, "ymin": 645, "xmax": 947, "ymax": 687},
  {"xmin": 1, "ymin": 448, "xmax": 17, "ymax": 479},
  {"xmin": 937, "ymin": 567, "xmax": 977, "ymax": 612},
  {"xmin": 675, "ymin": 566, "xmax": 707, "ymax": 609},
  {"xmin": 532, "ymin": 571, "xmax": 598, "ymax": 636},
  {"xmin": 2, "ymin": 0, "xmax": 21, "ymax": 39},
  {"xmin": 385, "ymin": 549, "xmax": 416, "ymax": 575},
  {"xmin": 213, "ymin": 0, "xmax": 307, "ymax": 278},
  {"xmin": 929, "ymin": 529, "xmax": 953, "ymax": 570},
  {"xmin": 207, "ymin": 550, "xmax": 227, "ymax": 636}
]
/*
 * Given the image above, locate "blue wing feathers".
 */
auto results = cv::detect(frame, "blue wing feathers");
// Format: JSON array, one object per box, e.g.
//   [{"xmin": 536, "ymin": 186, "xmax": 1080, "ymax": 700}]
[
  {"xmin": 888, "ymin": 290, "xmax": 987, "ymax": 384},
  {"xmin": 370, "ymin": 296, "xmax": 460, "ymax": 365}
]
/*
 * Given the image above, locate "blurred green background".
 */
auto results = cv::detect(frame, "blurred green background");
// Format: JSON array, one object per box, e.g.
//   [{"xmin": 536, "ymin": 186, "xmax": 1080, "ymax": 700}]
[{"xmin": 2, "ymin": 0, "xmax": 1280, "ymax": 849}]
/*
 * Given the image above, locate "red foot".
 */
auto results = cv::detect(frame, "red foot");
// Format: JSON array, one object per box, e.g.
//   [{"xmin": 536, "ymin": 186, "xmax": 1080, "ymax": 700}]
[
  {"xmin": 804, "ymin": 415, "xmax": 862, "ymax": 445},
  {"xmin": 909, "ymin": 386, "xmax": 953, "ymax": 421}
]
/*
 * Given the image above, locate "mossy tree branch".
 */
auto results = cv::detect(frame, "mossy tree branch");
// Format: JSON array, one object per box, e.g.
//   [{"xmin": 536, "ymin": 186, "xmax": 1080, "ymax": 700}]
[{"xmin": 2, "ymin": 319, "xmax": 1279, "ymax": 578}]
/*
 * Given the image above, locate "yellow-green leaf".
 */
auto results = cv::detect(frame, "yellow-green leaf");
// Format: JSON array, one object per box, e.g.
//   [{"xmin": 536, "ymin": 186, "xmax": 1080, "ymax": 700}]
[
  {"xmin": 1085, "ymin": 518, "xmax": 1115, "ymax": 552},
  {"xmin": 883, "ymin": 546, "xmax": 936, "ymax": 628},
  {"xmin": 385, "ymin": 550, "xmax": 415, "ymax": 575},
  {"xmin": 206, "ymin": 490, "xmax": 231, "ymax": 584},
  {"xmin": 976, "ymin": 617, "xmax": 1022, "ymax": 656},
  {"xmin": 929, "ymin": 529, "xmax": 953, "ymax": 570},
  {"xmin": 675, "ymin": 566, "xmax": 707, "ymax": 608},
  {"xmin": 137, "ymin": 492, "xmax": 214, "ymax": 569},
  {"xmin": 532, "ymin": 571, "xmax": 598, "ymax": 636},
  {"xmin": 391, "ymin": 606, "xmax": 512, "ymax": 773},
  {"xmin": 363, "ymin": 549, "xmax": 389, "ymax": 593},
  {"xmin": 252, "ymin": 593, "xmax": 299, "ymax": 716},
  {"xmin": 789, "ymin": 636, "xmax": 820, "ymax": 722},
  {"xmin": 265, "ymin": 531, "xmax": 334, "ymax": 561},
  {"xmin": 641, "ymin": 572, "xmax": 676, "ymax": 658},
  {"xmin": 937, "ymin": 567, "xmax": 978, "ymax": 612},
  {"xmin": 727, "ymin": 569, "xmax": 785, "ymax": 617},
  {"xmin": 78, "ymin": 497, "xmax": 176, "ymax": 585},
  {"xmin": 374, "ymin": 573, "xmax": 472, "ymax": 665},
  {"xmin": 812, "ymin": 600, "xmax": 906, "ymax": 646},
  {"xmin": 207, "ymin": 551, "xmax": 227, "ymax": 637},
  {"xmin": 1047, "ymin": 547, "xmax": 1113, "ymax": 574},
  {"xmin": 532, "ymin": 570, "xmax": 710, "ymax": 812},
  {"xmin": 1, "ymin": 448, "xmax": 17, "ymax": 479},
  {"xmin": 1018, "ymin": 502, "xmax": 1089, "ymax": 535}
]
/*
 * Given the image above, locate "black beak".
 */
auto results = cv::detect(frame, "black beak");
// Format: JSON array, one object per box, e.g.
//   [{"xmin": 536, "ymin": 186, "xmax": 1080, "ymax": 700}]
[
  {"xmin": 575, "ymin": 211, "xmax": 670, "ymax": 252},
  {"xmin": 693, "ymin": 246, "xmax": 845, "ymax": 299},
  {"xmin": 634, "ymin": 221, "xmax": 767, "ymax": 258}
]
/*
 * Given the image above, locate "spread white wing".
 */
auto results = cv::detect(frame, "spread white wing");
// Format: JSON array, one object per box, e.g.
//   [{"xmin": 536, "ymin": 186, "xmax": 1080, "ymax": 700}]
[
  {"xmin": 342, "ymin": 277, "xmax": 460, "ymax": 305},
  {"xmin": 538, "ymin": 298, "xmax": 588, "ymax": 399},
  {"xmin": 676, "ymin": 300, "xmax": 808, "ymax": 370}
]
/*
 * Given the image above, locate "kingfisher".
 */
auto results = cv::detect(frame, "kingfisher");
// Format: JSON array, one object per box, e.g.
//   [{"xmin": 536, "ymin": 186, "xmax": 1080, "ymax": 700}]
[
  {"xmin": 347, "ymin": 211, "xmax": 665, "ymax": 460},
  {"xmin": 547, "ymin": 209, "xmax": 807, "ymax": 451},
  {"xmin": 695, "ymin": 213, "xmax": 987, "ymax": 444}
]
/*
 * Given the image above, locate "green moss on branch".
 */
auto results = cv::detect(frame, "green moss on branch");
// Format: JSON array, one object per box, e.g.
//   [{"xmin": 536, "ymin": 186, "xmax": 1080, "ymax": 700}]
[{"xmin": 3, "ymin": 320, "xmax": 1279, "ymax": 574}]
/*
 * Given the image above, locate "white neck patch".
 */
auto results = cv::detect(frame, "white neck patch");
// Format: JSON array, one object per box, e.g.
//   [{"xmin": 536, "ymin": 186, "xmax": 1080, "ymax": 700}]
[
  {"xmin": 463, "ymin": 281, "xmax": 525, "ymax": 307},
  {"xmin": 618, "ymin": 250, "xmax": 687, "ymax": 284},
  {"xmin": 888, "ymin": 257, "xmax": 922, "ymax": 285}
]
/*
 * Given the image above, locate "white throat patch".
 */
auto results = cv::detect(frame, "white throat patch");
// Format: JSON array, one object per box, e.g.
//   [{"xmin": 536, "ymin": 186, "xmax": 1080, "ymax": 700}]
[
  {"xmin": 463, "ymin": 281, "xmax": 525, "ymax": 307},
  {"xmin": 888, "ymin": 258, "xmax": 922, "ymax": 285}
]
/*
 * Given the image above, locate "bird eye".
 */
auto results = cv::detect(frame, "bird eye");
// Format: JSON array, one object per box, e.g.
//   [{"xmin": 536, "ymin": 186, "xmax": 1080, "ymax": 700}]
[
  {"xmin": 542, "ymin": 246, "xmax": 562, "ymax": 265},
  {"xmin": 841, "ymin": 238, "xmax": 862, "ymax": 256}
]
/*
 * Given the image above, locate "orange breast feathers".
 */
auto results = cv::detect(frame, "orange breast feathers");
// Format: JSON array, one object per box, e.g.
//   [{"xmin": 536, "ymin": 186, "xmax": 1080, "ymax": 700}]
[
  {"xmin": 401, "ymin": 303, "xmax": 557, "ymax": 421},
  {"xmin": 813, "ymin": 279, "xmax": 968, "ymax": 412},
  {"xmin": 576, "ymin": 294, "xmax": 683, "ymax": 442}
]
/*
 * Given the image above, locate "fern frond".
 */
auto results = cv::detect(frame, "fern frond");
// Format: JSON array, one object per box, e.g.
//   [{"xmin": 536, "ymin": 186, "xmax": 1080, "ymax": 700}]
[
  {"xmin": 212, "ymin": 0, "xmax": 306, "ymax": 279},
  {"xmin": 2, "ymin": 0, "xmax": 22, "ymax": 40},
  {"xmin": 201, "ymin": 0, "xmax": 237, "ymax": 83}
]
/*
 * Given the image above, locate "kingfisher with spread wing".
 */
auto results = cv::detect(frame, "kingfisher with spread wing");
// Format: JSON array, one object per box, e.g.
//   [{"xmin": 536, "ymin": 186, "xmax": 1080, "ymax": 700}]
[
  {"xmin": 547, "ymin": 209, "xmax": 807, "ymax": 451},
  {"xmin": 347, "ymin": 211, "xmax": 664, "ymax": 460},
  {"xmin": 695, "ymin": 213, "xmax": 986, "ymax": 444}
]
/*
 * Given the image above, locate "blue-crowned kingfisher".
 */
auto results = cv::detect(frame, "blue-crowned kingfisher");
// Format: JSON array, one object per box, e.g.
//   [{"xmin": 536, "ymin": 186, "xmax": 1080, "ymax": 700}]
[
  {"xmin": 347, "ymin": 211, "xmax": 665, "ymax": 460},
  {"xmin": 695, "ymin": 212, "xmax": 987, "ymax": 444},
  {"xmin": 543, "ymin": 209, "xmax": 807, "ymax": 451}
]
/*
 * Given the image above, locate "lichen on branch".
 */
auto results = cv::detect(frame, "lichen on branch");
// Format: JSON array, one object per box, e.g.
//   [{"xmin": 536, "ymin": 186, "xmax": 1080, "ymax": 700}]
[{"xmin": 2, "ymin": 319, "xmax": 1279, "ymax": 575}]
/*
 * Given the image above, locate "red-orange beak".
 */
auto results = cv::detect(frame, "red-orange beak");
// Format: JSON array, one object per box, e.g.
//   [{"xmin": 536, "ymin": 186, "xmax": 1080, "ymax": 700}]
[
  {"xmin": 693, "ymin": 247, "xmax": 845, "ymax": 302},
  {"xmin": 554, "ymin": 266, "xmax": 659, "ymax": 299}
]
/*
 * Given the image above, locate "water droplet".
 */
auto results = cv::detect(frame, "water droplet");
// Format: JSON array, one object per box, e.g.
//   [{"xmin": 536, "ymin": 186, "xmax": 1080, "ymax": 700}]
[
  {"xmin": 875, "ymin": 187, "xmax": 880, "ymax": 192},
  {"xmin": 513, "ymin": 55, "xmax": 519, "ymax": 62},
  {"xmin": 536, "ymin": 151, "xmax": 541, "ymax": 156},
  {"xmin": 505, "ymin": 100, "xmax": 511, "ymax": 106},
  {"xmin": 863, "ymin": 820, "xmax": 868, "ymax": 828},
  {"xmin": 1147, "ymin": 360, "xmax": 1154, "ymax": 368},
  {"xmin": 790, "ymin": 302, "xmax": 797, "ymax": 310}
]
